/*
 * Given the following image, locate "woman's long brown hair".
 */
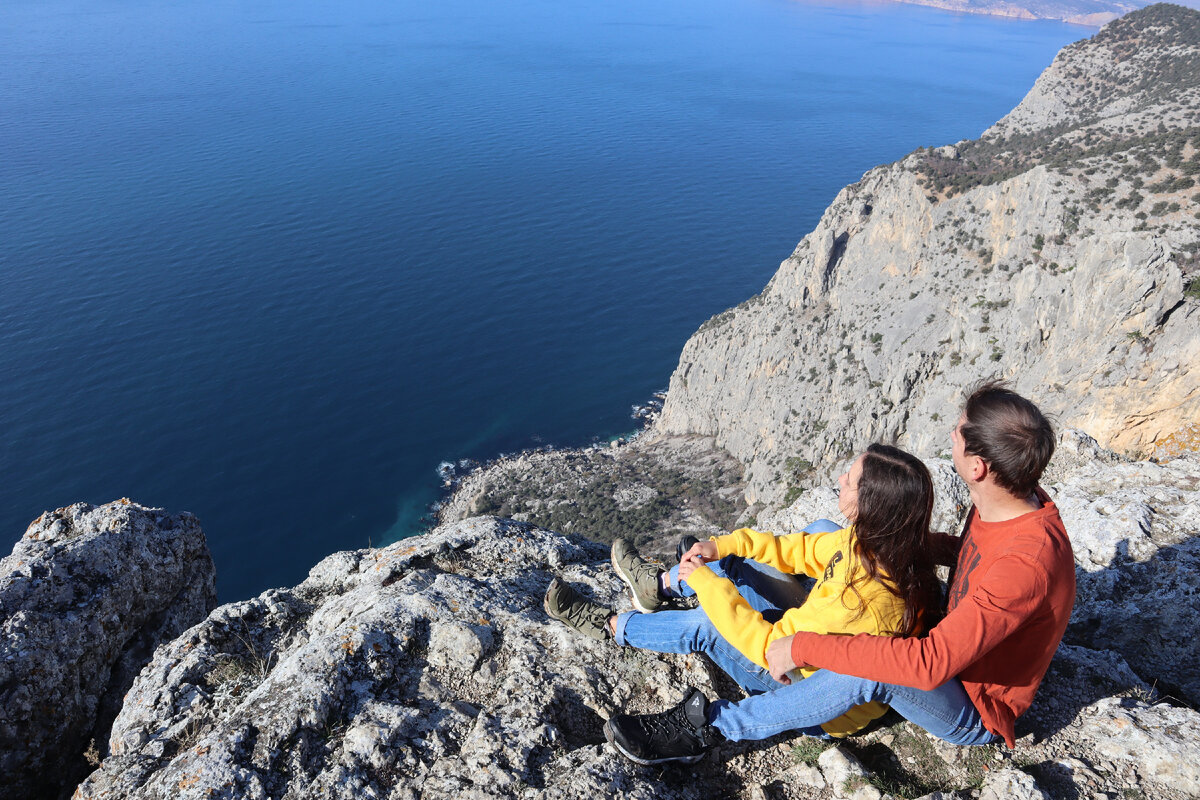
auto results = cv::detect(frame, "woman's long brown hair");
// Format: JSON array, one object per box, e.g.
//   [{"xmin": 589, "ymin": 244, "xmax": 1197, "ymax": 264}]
[{"xmin": 843, "ymin": 443, "xmax": 942, "ymax": 637}]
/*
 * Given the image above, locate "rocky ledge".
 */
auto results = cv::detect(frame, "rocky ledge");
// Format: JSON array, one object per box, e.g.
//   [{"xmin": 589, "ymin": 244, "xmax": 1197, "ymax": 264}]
[
  {"xmin": 55, "ymin": 432, "xmax": 1200, "ymax": 800},
  {"xmin": 0, "ymin": 501, "xmax": 216, "ymax": 800}
]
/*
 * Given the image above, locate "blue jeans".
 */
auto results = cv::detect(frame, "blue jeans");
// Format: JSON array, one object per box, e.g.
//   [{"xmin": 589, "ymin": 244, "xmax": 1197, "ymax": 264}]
[{"xmin": 612, "ymin": 520, "xmax": 998, "ymax": 746}]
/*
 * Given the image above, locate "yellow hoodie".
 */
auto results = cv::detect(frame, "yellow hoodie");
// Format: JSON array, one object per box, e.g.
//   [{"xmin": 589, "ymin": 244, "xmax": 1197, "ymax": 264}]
[{"xmin": 685, "ymin": 526, "xmax": 904, "ymax": 737}]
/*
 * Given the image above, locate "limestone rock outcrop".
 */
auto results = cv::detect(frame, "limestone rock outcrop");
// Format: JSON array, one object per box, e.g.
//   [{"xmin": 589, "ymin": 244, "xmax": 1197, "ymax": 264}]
[
  {"xmin": 74, "ymin": 518, "xmax": 719, "ymax": 800},
  {"xmin": 0, "ymin": 500, "xmax": 215, "ymax": 800},
  {"xmin": 651, "ymin": 4, "xmax": 1200, "ymax": 508},
  {"xmin": 73, "ymin": 443, "xmax": 1200, "ymax": 799}
]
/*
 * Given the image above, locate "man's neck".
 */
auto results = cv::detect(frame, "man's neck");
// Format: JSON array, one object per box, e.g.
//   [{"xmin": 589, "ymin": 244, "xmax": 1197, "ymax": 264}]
[{"xmin": 969, "ymin": 483, "xmax": 1043, "ymax": 523}]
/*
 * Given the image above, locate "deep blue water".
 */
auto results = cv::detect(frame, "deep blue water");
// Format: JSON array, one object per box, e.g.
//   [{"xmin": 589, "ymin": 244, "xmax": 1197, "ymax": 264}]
[{"xmin": 0, "ymin": 0, "xmax": 1087, "ymax": 600}]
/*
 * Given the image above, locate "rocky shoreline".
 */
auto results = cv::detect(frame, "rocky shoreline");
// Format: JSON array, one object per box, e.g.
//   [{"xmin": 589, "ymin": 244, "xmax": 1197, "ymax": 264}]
[{"xmin": 436, "ymin": 433, "xmax": 748, "ymax": 563}]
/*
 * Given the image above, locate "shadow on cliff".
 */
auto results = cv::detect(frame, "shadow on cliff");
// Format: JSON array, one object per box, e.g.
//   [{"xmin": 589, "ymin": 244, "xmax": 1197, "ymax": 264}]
[{"xmin": 1007, "ymin": 538, "xmax": 1200, "ymax": 799}]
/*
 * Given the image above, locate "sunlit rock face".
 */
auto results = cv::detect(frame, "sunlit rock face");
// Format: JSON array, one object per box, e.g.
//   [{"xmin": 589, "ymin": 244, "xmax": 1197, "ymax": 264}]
[{"xmin": 655, "ymin": 5, "xmax": 1200, "ymax": 508}]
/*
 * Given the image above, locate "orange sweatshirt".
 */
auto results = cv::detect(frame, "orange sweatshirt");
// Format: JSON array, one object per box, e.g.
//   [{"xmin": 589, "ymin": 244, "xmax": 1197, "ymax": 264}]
[{"xmin": 789, "ymin": 490, "xmax": 1075, "ymax": 747}]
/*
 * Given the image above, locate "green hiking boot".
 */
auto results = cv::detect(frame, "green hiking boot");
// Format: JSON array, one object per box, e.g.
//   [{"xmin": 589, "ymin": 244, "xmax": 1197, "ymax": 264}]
[
  {"xmin": 611, "ymin": 538, "xmax": 666, "ymax": 614},
  {"xmin": 544, "ymin": 578, "xmax": 613, "ymax": 641}
]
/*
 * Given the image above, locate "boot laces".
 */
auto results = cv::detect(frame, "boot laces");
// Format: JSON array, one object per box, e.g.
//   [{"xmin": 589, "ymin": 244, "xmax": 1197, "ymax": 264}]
[
  {"xmin": 556, "ymin": 585, "xmax": 606, "ymax": 628},
  {"xmin": 639, "ymin": 701, "xmax": 699, "ymax": 744}
]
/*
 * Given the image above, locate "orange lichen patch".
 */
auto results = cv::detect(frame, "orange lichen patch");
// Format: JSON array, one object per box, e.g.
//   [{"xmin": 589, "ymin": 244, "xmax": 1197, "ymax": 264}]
[
  {"xmin": 1153, "ymin": 422, "xmax": 1200, "ymax": 461},
  {"xmin": 177, "ymin": 771, "xmax": 201, "ymax": 790}
]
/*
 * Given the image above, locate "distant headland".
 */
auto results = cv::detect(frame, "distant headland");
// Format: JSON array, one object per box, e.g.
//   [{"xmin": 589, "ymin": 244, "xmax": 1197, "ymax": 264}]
[{"xmin": 878, "ymin": 0, "xmax": 1182, "ymax": 26}]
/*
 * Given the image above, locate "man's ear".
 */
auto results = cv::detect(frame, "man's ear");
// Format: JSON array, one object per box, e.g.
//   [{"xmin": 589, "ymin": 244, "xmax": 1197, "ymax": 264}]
[{"xmin": 967, "ymin": 455, "xmax": 988, "ymax": 484}]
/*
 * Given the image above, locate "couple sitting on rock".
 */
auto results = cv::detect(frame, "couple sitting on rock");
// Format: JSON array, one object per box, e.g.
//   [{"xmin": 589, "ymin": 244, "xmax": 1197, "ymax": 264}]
[{"xmin": 544, "ymin": 381, "xmax": 1075, "ymax": 764}]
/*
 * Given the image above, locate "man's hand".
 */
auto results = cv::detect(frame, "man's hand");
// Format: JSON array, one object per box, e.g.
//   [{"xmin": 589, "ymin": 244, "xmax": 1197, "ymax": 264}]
[{"xmin": 767, "ymin": 635, "xmax": 798, "ymax": 684}]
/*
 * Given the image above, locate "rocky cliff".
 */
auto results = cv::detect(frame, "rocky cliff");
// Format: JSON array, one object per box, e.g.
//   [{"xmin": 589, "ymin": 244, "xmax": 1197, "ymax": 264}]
[
  {"xmin": 68, "ymin": 436, "xmax": 1200, "ymax": 800},
  {"xmin": 7, "ymin": 7, "xmax": 1200, "ymax": 800},
  {"xmin": 653, "ymin": 3, "xmax": 1200, "ymax": 509},
  {"xmin": 0, "ymin": 501, "xmax": 215, "ymax": 800}
]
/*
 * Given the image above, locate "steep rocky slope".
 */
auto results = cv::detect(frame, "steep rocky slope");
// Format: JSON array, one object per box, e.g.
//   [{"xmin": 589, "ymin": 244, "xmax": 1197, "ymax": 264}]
[
  {"xmin": 653, "ymin": 4, "xmax": 1200, "ymax": 509},
  {"xmin": 73, "ymin": 438, "xmax": 1200, "ymax": 800},
  {"xmin": 0, "ymin": 501, "xmax": 215, "ymax": 800},
  {"xmin": 437, "ymin": 435, "xmax": 747, "ymax": 561}
]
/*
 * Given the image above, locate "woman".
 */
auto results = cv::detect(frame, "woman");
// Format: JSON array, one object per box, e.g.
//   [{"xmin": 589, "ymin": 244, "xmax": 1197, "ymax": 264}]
[{"xmin": 544, "ymin": 442, "xmax": 942, "ymax": 744}]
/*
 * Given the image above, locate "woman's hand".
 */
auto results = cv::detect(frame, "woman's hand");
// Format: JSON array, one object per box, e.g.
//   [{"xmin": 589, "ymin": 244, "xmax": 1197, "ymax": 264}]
[
  {"xmin": 676, "ymin": 540, "xmax": 717, "ymax": 584},
  {"xmin": 681, "ymin": 540, "xmax": 718, "ymax": 563},
  {"xmin": 676, "ymin": 554, "xmax": 707, "ymax": 583}
]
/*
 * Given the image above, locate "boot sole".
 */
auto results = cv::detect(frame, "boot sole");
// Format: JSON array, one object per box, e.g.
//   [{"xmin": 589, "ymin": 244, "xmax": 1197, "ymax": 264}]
[
  {"xmin": 603, "ymin": 719, "xmax": 704, "ymax": 765},
  {"xmin": 542, "ymin": 581, "xmax": 557, "ymax": 619},
  {"xmin": 610, "ymin": 546, "xmax": 662, "ymax": 615}
]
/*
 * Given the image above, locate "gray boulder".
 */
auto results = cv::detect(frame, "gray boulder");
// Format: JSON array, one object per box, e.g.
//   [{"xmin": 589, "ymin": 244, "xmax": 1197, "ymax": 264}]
[
  {"xmin": 1051, "ymin": 451, "xmax": 1200, "ymax": 705},
  {"xmin": 75, "ymin": 517, "xmax": 735, "ymax": 800},
  {"xmin": 0, "ymin": 500, "xmax": 215, "ymax": 800}
]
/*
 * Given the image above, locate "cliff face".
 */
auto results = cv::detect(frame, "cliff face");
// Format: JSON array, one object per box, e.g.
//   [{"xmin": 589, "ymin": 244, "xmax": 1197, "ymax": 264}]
[{"xmin": 653, "ymin": 4, "xmax": 1200, "ymax": 508}]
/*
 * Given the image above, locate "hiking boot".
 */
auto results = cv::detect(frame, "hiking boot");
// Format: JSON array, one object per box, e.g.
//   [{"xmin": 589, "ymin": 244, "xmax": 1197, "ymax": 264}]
[
  {"xmin": 543, "ymin": 578, "xmax": 612, "ymax": 641},
  {"xmin": 675, "ymin": 534, "xmax": 700, "ymax": 562},
  {"xmin": 611, "ymin": 539, "xmax": 666, "ymax": 614},
  {"xmin": 605, "ymin": 688, "xmax": 722, "ymax": 765}
]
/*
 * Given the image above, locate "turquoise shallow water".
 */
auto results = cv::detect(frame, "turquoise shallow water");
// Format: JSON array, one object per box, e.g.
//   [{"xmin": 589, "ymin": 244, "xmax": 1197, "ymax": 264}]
[{"xmin": 0, "ymin": 0, "xmax": 1087, "ymax": 600}]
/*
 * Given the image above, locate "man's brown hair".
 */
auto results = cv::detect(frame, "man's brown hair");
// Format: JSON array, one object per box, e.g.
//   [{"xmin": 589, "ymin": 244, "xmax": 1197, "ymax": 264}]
[{"xmin": 960, "ymin": 381, "xmax": 1055, "ymax": 497}]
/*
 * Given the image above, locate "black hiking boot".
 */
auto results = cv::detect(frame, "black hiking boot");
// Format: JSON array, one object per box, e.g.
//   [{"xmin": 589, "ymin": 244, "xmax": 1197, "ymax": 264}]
[
  {"xmin": 676, "ymin": 535, "xmax": 700, "ymax": 562},
  {"xmin": 605, "ymin": 689, "xmax": 722, "ymax": 764}
]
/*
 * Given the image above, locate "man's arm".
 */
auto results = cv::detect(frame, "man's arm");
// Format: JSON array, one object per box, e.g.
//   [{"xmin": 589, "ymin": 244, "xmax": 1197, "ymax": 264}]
[
  {"xmin": 929, "ymin": 531, "xmax": 963, "ymax": 568},
  {"xmin": 774, "ymin": 553, "xmax": 1048, "ymax": 689}
]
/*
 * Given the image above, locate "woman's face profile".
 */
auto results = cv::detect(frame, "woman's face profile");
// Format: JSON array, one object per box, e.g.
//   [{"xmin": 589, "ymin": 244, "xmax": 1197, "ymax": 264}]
[{"xmin": 838, "ymin": 454, "xmax": 864, "ymax": 523}]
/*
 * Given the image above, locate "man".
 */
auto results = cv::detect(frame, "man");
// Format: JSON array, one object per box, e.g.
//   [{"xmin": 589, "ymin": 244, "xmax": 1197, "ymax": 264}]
[{"xmin": 604, "ymin": 381, "xmax": 1075, "ymax": 763}]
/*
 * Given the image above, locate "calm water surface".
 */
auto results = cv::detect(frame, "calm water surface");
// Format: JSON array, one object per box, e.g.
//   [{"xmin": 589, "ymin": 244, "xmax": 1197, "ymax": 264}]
[{"xmin": 0, "ymin": 0, "xmax": 1087, "ymax": 599}]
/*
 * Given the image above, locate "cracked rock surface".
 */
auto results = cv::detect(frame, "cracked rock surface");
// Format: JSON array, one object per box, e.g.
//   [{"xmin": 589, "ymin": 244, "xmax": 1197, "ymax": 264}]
[
  {"xmin": 72, "ymin": 442, "xmax": 1200, "ymax": 799},
  {"xmin": 0, "ymin": 500, "xmax": 215, "ymax": 800}
]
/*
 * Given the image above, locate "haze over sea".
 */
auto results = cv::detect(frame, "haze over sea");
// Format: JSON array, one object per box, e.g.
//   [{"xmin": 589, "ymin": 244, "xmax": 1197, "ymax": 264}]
[{"xmin": 0, "ymin": 0, "xmax": 1086, "ymax": 600}]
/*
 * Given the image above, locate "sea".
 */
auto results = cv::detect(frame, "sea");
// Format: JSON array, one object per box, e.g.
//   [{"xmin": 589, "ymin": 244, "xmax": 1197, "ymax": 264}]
[{"xmin": 0, "ymin": 0, "xmax": 1088, "ymax": 600}]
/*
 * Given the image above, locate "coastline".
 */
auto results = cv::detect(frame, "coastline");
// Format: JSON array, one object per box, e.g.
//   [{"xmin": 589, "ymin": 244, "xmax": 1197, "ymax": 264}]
[{"xmin": 804, "ymin": 0, "xmax": 1143, "ymax": 26}]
